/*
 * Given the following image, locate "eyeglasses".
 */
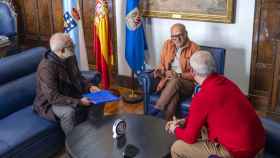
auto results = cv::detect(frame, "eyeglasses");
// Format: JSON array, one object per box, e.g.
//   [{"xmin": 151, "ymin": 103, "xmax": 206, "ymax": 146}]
[{"xmin": 171, "ymin": 33, "xmax": 184, "ymax": 39}]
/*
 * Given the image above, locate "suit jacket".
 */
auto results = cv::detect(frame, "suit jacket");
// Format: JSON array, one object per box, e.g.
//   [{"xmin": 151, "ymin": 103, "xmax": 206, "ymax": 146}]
[{"xmin": 33, "ymin": 51, "xmax": 93, "ymax": 121}]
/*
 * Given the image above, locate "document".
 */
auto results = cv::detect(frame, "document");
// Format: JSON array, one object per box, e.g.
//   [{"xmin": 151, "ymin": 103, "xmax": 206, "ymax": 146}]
[{"xmin": 83, "ymin": 90, "xmax": 119, "ymax": 105}]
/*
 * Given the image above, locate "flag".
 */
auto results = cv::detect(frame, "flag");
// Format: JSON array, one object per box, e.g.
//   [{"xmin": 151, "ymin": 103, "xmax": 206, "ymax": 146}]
[
  {"xmin": 63, "ymin": 0, "xmax": 89, "ymax": 70},
  {"xmin": 125, "ymin": 0, "xmax": 147, "ymax": 72},
  {"xmin": 93, "ymin": 0, "xmax": 114, "ymax": 89}
]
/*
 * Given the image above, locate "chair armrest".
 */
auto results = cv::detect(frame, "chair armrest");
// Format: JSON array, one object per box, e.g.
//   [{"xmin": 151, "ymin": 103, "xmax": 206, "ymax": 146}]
[
  {"xmin": 137, "ymin": 70, "xmax": 157, "ymax": 114},
  {"xmin": 81, "ymin": 70, "xmax": 101, "ymax": 85},
  {"xmin": 137, "ymin": 70, "xmax": 156, "ymax": 95}
]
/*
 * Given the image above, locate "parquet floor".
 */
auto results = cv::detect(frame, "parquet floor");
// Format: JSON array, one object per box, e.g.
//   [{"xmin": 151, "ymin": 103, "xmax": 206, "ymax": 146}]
[{"xmin": 103, "ymin": 86, "xmax": 144, "ymax": 115}]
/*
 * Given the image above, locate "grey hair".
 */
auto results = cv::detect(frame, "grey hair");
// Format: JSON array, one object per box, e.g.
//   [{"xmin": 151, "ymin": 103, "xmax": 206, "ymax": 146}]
[
  {"xmin": 171, "ymin": 23, "xmax": 188, "ymax": 36},
  {"xmin": 49, "ymin": 33, "xmax": 70, "ymax": 52},
  {"xmin": 189, "ymin": 50, "xmax": 216, "ymax": 77}
]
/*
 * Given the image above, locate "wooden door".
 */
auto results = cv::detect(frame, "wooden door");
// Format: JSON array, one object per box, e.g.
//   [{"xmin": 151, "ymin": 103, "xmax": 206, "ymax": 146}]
[{"xmin": 250, "ymin": 0, "xmax": 280, "ymax": 116}]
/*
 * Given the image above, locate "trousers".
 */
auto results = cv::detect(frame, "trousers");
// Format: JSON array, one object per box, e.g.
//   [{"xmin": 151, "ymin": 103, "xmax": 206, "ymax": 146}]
[
  {"xmin": 52, "ymin": 104, "xmax": 104, "ymax": 135},
  {"xmin": 171, "ymin": 127, "xmax": 232, "ymax": 158},
  {"xmin": 155, "ymin": 78, "xmax": 194, "ymax": 120}
]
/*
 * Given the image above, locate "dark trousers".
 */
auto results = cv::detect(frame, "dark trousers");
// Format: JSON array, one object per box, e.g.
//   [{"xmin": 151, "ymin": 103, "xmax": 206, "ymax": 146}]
[{"xmin": 155, "ymin": 78, "xmax": 194, "ymax": 120}]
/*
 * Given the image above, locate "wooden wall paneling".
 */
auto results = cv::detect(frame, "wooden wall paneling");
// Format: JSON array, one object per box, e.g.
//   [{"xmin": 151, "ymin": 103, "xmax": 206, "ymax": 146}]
[
  {"xmin": 81, "ymin": 0, "xmax": 96, "ymax": 66},
  {"xmin": 14, "ymin": 0, "xmax": 117, "ymax": 72},
  {"xmin": 271, "ymin": 39, "xmax": 280, "ymax": 111},
  {"xmin": 22, "ymin": 0, "xmax": 39, "ymax": 40},
  {"xmin": 249, "ymin": 0, "xmax": 261, "ymax": 96},
  {"xmin": 37, "ymin": 0, "xmax": 53, "ymax": 41},
  {"xmin": 51, "ymin": 0, "xmax": 64, "ymax": 33}
]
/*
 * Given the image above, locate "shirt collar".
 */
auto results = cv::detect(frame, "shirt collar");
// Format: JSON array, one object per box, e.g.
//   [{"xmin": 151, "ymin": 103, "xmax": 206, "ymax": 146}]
[{"xmin": 175, "ymin": 40, "xmax": 190, "ymax": 53}]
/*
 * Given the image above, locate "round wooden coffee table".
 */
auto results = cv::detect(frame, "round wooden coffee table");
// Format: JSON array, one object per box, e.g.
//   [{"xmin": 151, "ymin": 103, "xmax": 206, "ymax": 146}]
[{"xmin": 66, "ymin": 114, "xmax": 175, "ymax": 158}]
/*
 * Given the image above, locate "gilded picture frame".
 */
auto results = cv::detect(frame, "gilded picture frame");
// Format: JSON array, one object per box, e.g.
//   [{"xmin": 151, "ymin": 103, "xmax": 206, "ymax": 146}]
[{"xmin": 140, "ymin": 0, "xmax": 234, "ymax": 23}]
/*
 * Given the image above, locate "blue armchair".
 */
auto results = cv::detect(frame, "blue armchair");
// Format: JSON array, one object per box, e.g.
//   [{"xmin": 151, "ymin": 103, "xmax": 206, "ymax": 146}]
[
  {"xmin": 209, "ymin": 118, "xmax": 280, "ymax": 158},
  {"xmin": 261, "ymin": 118, "xmax": 280, "ymax": 158},
  {"xmin": 0, "ymin": 47, "xmax": 101, "ymax": 158},
  {"xmin": 138, "ymin": 46, "xmax": 225, "ymax": 118},
  {"xmin": 0, "ymin": 0, "xmax": 17, "ymax": 38}
]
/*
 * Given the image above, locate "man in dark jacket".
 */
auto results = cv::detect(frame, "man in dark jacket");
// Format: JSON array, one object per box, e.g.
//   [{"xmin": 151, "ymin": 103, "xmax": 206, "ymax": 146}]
[{"xmin": 33, "ymin": 33, "xmax": 102, "ymax": 135}]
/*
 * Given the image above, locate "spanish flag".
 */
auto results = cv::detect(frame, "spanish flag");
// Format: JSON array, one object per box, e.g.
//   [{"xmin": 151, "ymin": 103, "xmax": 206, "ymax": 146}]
[{"xmin": 93, "ymin": 0, "xmax": 113, "ymax": 89}]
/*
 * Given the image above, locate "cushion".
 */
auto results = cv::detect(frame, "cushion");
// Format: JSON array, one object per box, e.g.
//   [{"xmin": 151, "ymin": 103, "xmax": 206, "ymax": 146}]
[
  {"xmin": 0, "ymin": 106, "xmax": 63, "ymax": 156},
  {"xmin": 263, "ymin": 153, "xmax": 279, "ymax": 158},
  {"xmin": 0, "ymin": 47, "xmax": 45, "ymax": 85},
  {"xmin": 0, "ymin": 141, "xmax": 9, "ymax": 155},
  {"xmin": 261, "ymin": 118, "xmax": 280, "ymax": 157},
  {"xmin": 0, "ymin": 73, "xmax": 36, "ymax": 119}
]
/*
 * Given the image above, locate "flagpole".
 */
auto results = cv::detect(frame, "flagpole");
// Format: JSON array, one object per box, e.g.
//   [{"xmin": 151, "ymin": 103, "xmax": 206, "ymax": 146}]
[
  {"xmin": 122, "ymin": 70, "xmax": 143, "ymax": 104},
  {"xmin": 123, "ymin": 0, "xmax": 146, "ymax": 103}
]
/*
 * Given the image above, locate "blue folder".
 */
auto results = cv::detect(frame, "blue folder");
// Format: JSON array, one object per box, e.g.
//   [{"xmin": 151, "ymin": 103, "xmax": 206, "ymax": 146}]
[{"xmin": 83, "ymin": 90, "xmax": 119, "ymax": 105}]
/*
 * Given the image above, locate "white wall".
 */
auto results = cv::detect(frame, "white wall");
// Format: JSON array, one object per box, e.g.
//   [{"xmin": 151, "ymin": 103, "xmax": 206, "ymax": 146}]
[{"xmin": 115, "ymin": 0, "xmax": 256, "ymax": 94}]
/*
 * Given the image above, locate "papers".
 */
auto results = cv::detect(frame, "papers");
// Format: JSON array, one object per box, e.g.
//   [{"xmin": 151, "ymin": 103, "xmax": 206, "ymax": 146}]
[
  {"xmin": 83, "ymin": 90, "xmax": 119, "ymax": 105},
  {"xmin": 0, "ymin": 35, "xmax": 10, "ymax": 47}
]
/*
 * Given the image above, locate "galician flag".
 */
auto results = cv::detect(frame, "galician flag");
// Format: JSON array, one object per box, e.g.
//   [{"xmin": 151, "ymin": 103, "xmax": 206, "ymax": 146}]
[
  {"xmin": 93, "ymin": 0, "xmax": 114, "ymax": 89},
  {"xmin": 125, "ymin": 0, "xmax": 147, "ymax": 72},
  {"xmin": 63, "ymin": 0, "xmax": 89, "ymax": 70}
]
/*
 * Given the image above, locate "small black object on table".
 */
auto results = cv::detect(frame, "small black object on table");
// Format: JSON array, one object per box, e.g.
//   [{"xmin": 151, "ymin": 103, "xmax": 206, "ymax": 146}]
[{"xmin": 66, "ymin": 114, "xmax": 175, "ymax": 158}]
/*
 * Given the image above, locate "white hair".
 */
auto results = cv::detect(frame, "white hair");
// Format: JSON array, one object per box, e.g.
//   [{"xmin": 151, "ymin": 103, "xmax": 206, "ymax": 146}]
[
  {"xmin": 190, "ymin": 50, "xmax": 216, "ymax": 77},
  {"xmin": 49, "ymin": 33, "xmax": 71, "ymax": 52}
]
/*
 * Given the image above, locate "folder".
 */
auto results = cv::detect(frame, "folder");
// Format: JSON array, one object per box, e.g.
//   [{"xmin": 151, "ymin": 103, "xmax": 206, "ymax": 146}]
[{"xmin": 83, "ymin": 90, "xmax": 119, "ymax": 105}]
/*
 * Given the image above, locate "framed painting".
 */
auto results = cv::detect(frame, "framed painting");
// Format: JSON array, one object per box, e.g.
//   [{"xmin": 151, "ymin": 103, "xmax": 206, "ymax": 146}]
[{"xmin": 140, "ymin": 0, "xmax": 234, "ymax": 23}]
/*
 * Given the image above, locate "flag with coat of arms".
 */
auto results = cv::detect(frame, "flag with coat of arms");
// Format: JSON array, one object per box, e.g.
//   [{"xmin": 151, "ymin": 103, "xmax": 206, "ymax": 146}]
[
  {"xmin": 63, "ymin": 0, "xmax": 89, "ymax": 70},
  {"xmin": 125, "ymin": 0, "xmax": 147, "ymax": 73}
]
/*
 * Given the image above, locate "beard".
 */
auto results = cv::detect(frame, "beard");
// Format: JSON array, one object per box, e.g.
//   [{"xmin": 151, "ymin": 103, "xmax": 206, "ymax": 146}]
[{"xmin": 60, "ymin": 48, "xmax": 74, "ymax": 60}]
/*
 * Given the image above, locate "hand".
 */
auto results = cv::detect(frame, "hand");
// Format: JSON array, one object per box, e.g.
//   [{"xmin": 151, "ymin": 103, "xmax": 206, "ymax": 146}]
[
  {"xmin": 165, "ymin": 70, "xmax": 177, "ymax": 79},
  {"xmin": 169, "ymin": 122, "xmax": 178, "ymax": 135},
  {"xmin": 165, "ymin": 116, "xmax": 180, "ymax": 134},
  {"xmin": 80, "ymin": 97, "xmax": 91, "ymax": 106},
  {"xmin": 89, "ymin": 86, "xmax": 100, "ymax": 93},
  {"xmin": 176, "ymin": 119, "xmax": 186, "ymax": 127},
  {"xmin": 154, "ymin": 68, "xmax": 164, "ymax": 78},
  {"xmin": 165, "ymin": 121, "xmax": 173, "ymax": 132}
]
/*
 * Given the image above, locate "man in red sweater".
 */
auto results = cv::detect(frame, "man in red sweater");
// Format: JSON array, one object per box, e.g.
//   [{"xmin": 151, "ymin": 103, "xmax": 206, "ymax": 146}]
[{"xmin": 166, "ymin": 50, "xmax": 265, "ymax": 158}]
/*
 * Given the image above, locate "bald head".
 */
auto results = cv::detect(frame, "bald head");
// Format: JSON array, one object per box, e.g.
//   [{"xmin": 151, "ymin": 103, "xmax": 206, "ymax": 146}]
[
  {"xmin": 170, "ymin": 23, "xmax": 188, "ymax": 48},
  {"xmin": 171, "ymin": 23, "xmax": 186, "ymax": 32},
  {"xmin": 50, "ymin": 33, "xmax": 72, "ymax": 52},
  {"xmin": 49, "ymin": 33, "xmax": 74, "ymax": 59},
  {"xmin": 190, "ymin": 50, "xmax": 216, "ymax": 77}
]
